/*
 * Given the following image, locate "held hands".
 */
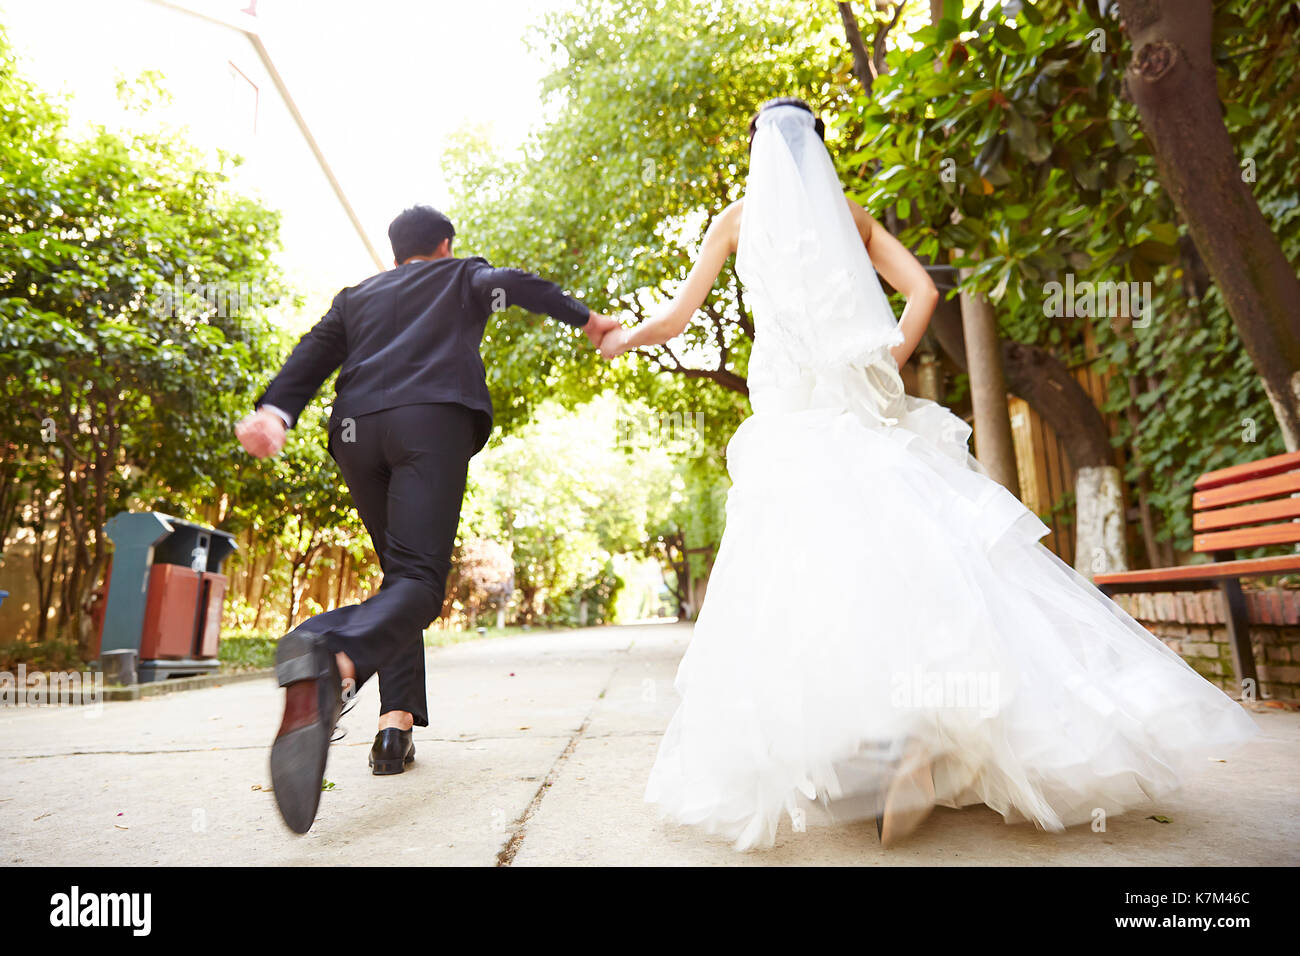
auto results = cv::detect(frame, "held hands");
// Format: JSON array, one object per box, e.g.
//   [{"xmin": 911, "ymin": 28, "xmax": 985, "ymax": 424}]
[
  {"xmin": 583, "ymin": 311, "xmax": 634, "ymax": 360},
  {"xmin": 235, "ymin": 407, "xmax": 288, "ymax": 458},
  {"xmin": 599, "ymin": 326, "xmax": 632, "ymax": 360},
  {"xmin": 583, "ymin": 312, "xmax": 622, "ymax": 349}
]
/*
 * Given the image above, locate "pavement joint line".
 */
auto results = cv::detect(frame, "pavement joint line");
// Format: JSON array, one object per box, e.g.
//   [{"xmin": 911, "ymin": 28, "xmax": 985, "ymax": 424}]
[
  {"xmin": 0, "ymin": 733, "xmax": 582, "ymax": 760},
  {"xmin": 494, "ymin": 709, "xmax": 598, "ymax": 867},
  {"xmin": 495, "ymin": 650, "xmax": 632, "ymax": 867}
]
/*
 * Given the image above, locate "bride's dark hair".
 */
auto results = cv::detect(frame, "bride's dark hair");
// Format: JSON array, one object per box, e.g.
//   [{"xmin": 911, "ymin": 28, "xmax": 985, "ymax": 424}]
[{"xmin": 747, "ymin": 97, "xmax": 825, "ymax": 150}]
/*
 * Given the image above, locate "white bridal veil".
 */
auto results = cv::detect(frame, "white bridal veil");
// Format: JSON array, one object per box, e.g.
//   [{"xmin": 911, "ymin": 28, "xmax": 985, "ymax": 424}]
[{"xmin": 736, "ymin": 103, "xmax": 905, "ymax": 375}]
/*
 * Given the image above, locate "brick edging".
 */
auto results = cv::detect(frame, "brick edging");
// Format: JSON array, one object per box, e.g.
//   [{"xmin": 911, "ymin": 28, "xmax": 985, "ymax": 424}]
[{"xmin": 1111, "ymin": 587, "xmax": 1300, "ymax": 627}]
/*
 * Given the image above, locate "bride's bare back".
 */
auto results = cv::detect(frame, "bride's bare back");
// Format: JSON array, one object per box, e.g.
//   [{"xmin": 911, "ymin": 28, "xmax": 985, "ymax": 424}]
[{"xmin": 604, "ymin": 193, "xmax": 937, "ymax": 368}]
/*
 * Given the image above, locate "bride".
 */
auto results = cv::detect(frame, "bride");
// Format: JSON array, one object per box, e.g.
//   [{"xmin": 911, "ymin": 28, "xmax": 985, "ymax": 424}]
[{"xmin": 597, "ymin": 97, "xmax": 1259, "ymax": 851}]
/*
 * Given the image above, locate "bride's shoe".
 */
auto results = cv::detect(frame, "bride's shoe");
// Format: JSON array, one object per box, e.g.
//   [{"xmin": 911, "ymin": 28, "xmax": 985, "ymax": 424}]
[{"xmin": 877, "ymin": 746, "xmax": 936, "ymax": 848}]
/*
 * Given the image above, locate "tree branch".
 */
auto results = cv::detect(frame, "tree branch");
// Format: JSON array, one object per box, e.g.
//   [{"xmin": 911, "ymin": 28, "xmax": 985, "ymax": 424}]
[{"xmin": 838, "ymin": 2, "xmax": 877, "ymax": 94}]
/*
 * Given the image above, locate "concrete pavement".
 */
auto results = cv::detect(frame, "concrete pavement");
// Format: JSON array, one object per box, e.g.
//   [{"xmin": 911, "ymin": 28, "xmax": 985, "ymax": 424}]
[{"xmin": 1, "ymin": 621, "xmax": 1296, "ymax": 866}]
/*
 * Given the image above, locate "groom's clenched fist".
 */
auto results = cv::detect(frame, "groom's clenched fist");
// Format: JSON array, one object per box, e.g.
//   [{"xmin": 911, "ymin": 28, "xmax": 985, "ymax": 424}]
[
  {"xmin": 236, "ymin": 407, "xmax": 287, "ymax": 458},
  {"xmin": 583, "ymin": 311, "xmax": 621, "ymax": 348}
]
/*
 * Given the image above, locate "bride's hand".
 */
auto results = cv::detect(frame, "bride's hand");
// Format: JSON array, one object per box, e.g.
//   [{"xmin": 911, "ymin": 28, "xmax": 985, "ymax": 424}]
[{"xmin": 599, "ymin": 326, "xmax": 633, "ymax": 360}]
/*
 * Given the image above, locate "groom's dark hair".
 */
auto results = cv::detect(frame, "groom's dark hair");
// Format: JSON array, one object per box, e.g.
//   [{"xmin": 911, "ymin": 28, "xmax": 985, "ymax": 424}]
[
  {"xmin": 747, "ymin": 97, "xmax": 825, "ymax": 151},
  {"xmin": 389, "ymin": 205, "xmax": 456, "ymax": 262}
]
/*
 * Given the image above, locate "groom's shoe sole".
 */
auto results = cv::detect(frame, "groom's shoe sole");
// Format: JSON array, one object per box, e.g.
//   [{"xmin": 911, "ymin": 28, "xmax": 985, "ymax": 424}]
[
  {"xmin": 269, "ymin": 631, "xmax": 341, "ymax": 834},
  {"xmin": 368, "ymin": 750, "xmax": 416, "ymax": 775}
]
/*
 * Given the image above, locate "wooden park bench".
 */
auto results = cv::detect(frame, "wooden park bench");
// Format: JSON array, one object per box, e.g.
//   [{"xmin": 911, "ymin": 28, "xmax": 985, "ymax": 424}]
[{"xmin": 1095, "ymin": 449, "xmax": 1300, "ymax": 691}]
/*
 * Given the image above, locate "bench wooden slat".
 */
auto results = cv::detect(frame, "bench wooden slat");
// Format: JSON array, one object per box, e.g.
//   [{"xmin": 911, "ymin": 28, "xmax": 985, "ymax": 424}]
[
  {"xmin": 1193, "ymin": 471, "xmax": 1300, "ymax": 510},
  {"xmin": 1194, "ymin": 522, "xmax": 1300, "ymax": 552},
  {"xmin": 1193, "ymin": 497, "xmax": 1300, "ymax": 530},
  {"xmin": 1094, "ymin": 554, "xmax": 1300, "ymax": 589},
  {"xmin": 1194, "ymin": 449, "xmax": 1300, "ymax": 491},
  {"xmin": 1112, "ymin": 451, "xmax": 1300, "ymax": 692}
]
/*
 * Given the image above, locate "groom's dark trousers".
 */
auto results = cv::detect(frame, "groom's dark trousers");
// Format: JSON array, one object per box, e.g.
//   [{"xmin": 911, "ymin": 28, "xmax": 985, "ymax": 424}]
[
  {"xmin": 304, "ymin": 402, "xmax": 477, "ymax": 726},
  {"xmin": 254, "ymin": 255, "xmax": 590, "ymax": 725}
]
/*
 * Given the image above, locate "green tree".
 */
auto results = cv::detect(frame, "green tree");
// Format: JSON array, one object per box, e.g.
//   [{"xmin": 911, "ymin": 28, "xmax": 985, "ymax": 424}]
[
  {"xmin": 217, "ymin": 393, "xmax": 369, "ymax": 630},
  {"xmin": 1117, "ymin": 0, "xmax": 1300, "ymax": 448},
  {"xmin": 443, "ymin": 0, "xmax": 839, "ymax": 598},
  {"xmin": 459, "ymin": 396, "xmax": 677, "ymax": 625},
  {"xmin": 839, "ymin": 0, "xmax": 1293, "ymax": 563},
  {"xmin": 444, "ymin": 0, "xmax": 846, "ymax": 424},
  {"xmin": 0, "ymin": 33, "xmax": 287, "ymax": 651}
]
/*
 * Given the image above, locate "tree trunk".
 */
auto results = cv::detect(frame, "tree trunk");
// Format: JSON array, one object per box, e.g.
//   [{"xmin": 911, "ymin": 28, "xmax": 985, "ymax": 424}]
[
  {"xmin": 1118, "ymin": 0, "xmax": 1300, "ymax": 450},
  {"xmin": 288, "ymin": 559, "xmax": 303, "ymax": 626},
  {"xmin": 681, "ymin": 543, "xmax": 716, "ymax": 622},
  {"xmin": 1126, "ymin": 359, "xmax": 1172, "ymax": 569},
  {"xmin": 32, "ymin": 494, "xmax": 58, "ymax": 644},
  {"xmin": 252, "ymin": 541, "xmax": 275, "ymax": 630},
  {"xmin": 837, "ymin": 2, "xmax": 876, "ymax": 94},
  {"xmin": 956, "ymin": 269, "xmax": 1022, "ymax": 497},
  {"xmin": 1073, "ymin": 465, "xmax": 1128, "ymax": 576},
  {"xmin": 915, "ymin": 338, "xmax": 943, "ymax": 402}
]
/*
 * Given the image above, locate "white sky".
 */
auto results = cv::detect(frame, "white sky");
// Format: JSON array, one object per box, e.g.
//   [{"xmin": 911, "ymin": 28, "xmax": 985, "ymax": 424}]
[
  {"xmin": 0, "ymin": 0, "xmax": 569, "ymax": 256},
  {"xmin": 250, "ymin": 0, "xmax": 564, "ymax": 251}
]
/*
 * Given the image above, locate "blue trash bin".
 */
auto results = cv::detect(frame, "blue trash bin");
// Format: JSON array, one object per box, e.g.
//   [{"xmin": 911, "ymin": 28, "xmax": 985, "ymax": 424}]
[{"xmin": 101, "ymin": 512, "xmax": 237, "ymax": 682}]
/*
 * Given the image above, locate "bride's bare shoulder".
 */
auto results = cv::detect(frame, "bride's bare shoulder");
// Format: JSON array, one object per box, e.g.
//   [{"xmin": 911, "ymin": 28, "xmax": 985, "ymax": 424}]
[
  {"xmin": 707, "ymin": 199, "xmax": 745, "ymax": 252},
  {"xmin": 845, "ymin": 196, "xmax": 875, "ymax": 243}
]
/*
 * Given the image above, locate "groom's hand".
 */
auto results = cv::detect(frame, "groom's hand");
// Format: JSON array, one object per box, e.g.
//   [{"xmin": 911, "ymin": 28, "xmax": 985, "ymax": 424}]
[
  {"xmin": 236, "ymin": 408, "xmax": 287, "ymax": 458},
  {"xmin": 583, "ymin": 311, "xmax": 620, "ymax": 348},
  {"xmin": 599, "ymin": 327, "xmax": 633, "ymax": 360}
]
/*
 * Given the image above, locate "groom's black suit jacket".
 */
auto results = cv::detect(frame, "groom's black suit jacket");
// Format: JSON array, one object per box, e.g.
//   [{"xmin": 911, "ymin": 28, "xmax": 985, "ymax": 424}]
[{"xmin": 256, "ymin": 256, "xmax": 590, "ymax": 453}]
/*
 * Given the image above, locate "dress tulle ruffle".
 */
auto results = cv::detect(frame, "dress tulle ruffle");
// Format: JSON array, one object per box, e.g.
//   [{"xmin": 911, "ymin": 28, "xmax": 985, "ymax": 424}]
[{"xmin": 644, "ymin": 351, "xmax": 1259, "ymax": 851}]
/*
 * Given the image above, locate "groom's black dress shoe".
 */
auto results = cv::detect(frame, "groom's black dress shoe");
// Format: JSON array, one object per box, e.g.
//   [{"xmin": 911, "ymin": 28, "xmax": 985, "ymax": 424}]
[
  {"xmin": 269, "ymin": 629, "xmax": 342, "ymax": 834},
  {"xmin": 369, "ymin": 728, "xmax": 415, "ymax": 775}
]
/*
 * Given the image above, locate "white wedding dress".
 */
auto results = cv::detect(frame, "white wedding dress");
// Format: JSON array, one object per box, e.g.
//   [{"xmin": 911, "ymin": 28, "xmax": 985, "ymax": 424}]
[{"xmin": 643, "ymin": 105, "xmax": 1259, "ymax": 851}]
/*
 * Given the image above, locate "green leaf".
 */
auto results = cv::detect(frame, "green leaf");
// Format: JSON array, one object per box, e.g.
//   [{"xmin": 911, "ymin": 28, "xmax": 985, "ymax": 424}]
[{"xmin": 993, "ymin": 23, "xmax": 1025, "ymax": 51}]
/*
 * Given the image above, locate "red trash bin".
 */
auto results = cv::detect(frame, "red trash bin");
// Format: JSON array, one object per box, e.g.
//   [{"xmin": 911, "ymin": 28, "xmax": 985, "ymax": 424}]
[{"xmin": 140, "ymin": 565, "xmax": 231, "ymax": 662}]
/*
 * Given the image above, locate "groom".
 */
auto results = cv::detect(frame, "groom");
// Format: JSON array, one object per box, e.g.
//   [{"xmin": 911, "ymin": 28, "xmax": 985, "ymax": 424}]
[{"xmin": 235, "ymin": 205, "xmax": 618, "ymax": 832}]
